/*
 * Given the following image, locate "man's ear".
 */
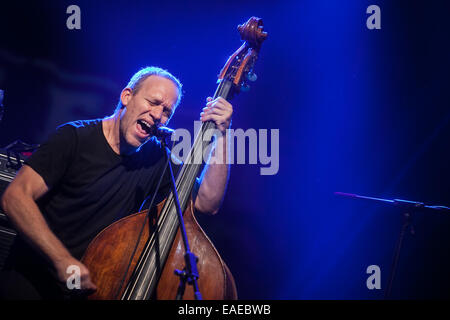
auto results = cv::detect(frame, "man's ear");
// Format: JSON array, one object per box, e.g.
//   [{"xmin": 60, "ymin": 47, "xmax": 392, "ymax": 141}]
[{"xmin": 120, "ymin": 88, "xmax": 133, "ymax": 107}]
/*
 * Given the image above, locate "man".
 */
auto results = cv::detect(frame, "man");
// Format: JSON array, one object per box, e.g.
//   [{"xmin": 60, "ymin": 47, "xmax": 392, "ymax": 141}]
[{"xmin": 0, "ymin": 66, "xmax": 232, "ymax": 299}]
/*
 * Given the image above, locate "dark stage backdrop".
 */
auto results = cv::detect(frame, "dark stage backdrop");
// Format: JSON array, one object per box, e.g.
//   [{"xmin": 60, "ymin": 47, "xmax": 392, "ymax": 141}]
[{"xmin": 0, "ymin": 0, "xmax": 449, "ymax": 299}]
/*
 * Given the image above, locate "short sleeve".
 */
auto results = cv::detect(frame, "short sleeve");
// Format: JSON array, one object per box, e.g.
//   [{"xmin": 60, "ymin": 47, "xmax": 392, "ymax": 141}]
[{"xmin": 24, "ymin": 124, "xmax": 77, "ymax": 189}]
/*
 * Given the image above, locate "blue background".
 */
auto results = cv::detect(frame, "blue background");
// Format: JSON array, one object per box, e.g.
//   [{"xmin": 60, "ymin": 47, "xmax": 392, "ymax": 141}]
[{"xmin": 1, "ymin": 0, "xmax": 449, "ymax": 299}]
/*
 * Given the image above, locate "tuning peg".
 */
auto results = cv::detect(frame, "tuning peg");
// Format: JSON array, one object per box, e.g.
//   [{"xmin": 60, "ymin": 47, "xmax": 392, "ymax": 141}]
[
  {"xmin": 240, "ymin": 84, "xmax": 250, "ymax": 92},
  {"xmin": 246, "ymin": 72, "xmax": 257, "ymax": 82}
]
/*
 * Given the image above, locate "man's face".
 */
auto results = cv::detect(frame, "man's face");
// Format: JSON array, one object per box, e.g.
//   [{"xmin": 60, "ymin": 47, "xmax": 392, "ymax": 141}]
[{"xmin": 119, "ymin": 75, "xmax": 179, "ymax": 151}]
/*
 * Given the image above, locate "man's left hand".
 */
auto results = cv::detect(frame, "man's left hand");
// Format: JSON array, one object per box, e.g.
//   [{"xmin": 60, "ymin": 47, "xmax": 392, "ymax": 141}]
[{"xmin": 200, "ymin": 97, "xmax": 233, "ymax": 134}]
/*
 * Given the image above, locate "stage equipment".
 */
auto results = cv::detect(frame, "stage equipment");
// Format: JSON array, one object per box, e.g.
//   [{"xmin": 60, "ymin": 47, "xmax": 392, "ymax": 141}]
[
  {"xmin": 0, "ymin": 149, "xmax": 24, "ymax": 270},
  {"xmin": 335, "ymin": 191, "xmax": 450, "ymax": 299},
  {"xmin": 0, "ymin": 89, "xmax": 4, "ymax": 123}
]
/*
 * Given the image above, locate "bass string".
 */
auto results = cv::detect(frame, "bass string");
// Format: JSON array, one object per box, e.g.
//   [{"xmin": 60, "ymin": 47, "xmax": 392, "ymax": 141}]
[
  {"xmin": 125, "ymin": 147, "xmax": 201, "ymax": 299},
  {"xmin": 122, "ymin": 141, "xmax": 181, "ymax": 299},
  {"xmin": 125, "ymin": 79, "xmax": 233, "ymax": 299},
  {"xmin": 123, "ymin": 136, "xmax": 199, "ymax": 299},
  {"xmin": 117, "ymin": 142, "xmax": 175, "ymax": 299},
  {"xmin": 126, "ymin": 144, "xmax": 211, "ymax": 299}
]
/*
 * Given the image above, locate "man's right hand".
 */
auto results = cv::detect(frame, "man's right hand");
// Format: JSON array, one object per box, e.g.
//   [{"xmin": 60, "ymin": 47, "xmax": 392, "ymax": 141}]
[
  {"xmin": 2, "ymin": 165, "xmax": 98, "ymax": 296},
  {"xmin": 54, "ymin": 256, "xmax": 97, "ymax": 294}
]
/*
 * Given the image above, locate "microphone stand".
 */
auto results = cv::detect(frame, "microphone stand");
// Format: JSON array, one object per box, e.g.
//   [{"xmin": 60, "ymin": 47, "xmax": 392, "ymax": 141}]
[
  {"xmin": 159, "ymin": 132, "xmax": 202, "ymax": 300},
  {"xmin": 335, "ymin": 192, "xmax": 450, "ymax": 299}
]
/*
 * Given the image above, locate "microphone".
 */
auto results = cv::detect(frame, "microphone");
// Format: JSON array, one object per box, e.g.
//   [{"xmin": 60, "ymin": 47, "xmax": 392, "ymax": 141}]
[
  {"xmin": 335, "ymin": 192, "xmax": 450, "ymax": 213},
  {"xmin": 155, "ymin": 126, "xmax": 174, "ymax": 138}
]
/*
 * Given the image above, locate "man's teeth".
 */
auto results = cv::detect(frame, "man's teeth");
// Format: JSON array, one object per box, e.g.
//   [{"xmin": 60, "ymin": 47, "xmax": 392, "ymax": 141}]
[
  {"xmin": 141, "ymin": 120, "xmax": 151, "ymax": 129},
  {"xmin": 139, "ymin": 120, "xmax": 151, "ymax": 132}
]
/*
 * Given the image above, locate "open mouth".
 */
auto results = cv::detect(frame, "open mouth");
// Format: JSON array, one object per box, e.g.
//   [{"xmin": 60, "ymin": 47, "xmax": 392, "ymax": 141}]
[{"xmin": 137, "ymin": 119, "xmax": 154, "ymax": 136}]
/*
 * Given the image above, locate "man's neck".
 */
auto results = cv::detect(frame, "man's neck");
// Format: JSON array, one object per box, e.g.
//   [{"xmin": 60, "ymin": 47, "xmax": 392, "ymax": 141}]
[{"xmin": 102, "ymin": 113, "xmax": 131, "ymax": 156}]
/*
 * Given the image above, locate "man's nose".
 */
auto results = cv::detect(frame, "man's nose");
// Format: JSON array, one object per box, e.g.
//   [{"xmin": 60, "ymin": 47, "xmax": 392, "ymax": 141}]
[{"xmin": 150, "ymin": 106, "xmax": 163, "ymax": 124}]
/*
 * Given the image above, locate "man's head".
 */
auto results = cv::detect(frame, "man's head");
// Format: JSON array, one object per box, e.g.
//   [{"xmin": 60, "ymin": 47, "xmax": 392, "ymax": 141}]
[{"xmin": 116, "ymin": 67, "xmax": 182, "ymax": 152}]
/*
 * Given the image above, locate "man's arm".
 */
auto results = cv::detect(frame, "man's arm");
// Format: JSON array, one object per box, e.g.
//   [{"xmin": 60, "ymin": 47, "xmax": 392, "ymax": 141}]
[
  {"xmin": 194, "ymin": 97, "xmax": 232, "ymax": 215},
  {"xmin": 1, "ymin": 165, "xmax": 96, "ymax": 292}
]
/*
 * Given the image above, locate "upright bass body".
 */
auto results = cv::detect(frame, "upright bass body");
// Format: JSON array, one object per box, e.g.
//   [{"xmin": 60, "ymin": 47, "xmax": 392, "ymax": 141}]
[{"xmin": 82, "ymin": 198, "xmax": 237, "ymax": 300}]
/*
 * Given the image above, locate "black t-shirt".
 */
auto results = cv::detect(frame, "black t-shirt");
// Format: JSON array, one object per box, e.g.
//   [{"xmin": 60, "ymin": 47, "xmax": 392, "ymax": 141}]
[{"xmin": 25, "ymin": 119, "xmax": 179, "ymax": 259}]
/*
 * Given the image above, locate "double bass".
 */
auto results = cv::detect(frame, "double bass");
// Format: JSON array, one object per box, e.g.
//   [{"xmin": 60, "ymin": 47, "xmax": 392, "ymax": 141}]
[{"xmin": 81, "ymin": 17, "xmax": 267, "ymax": 300}]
